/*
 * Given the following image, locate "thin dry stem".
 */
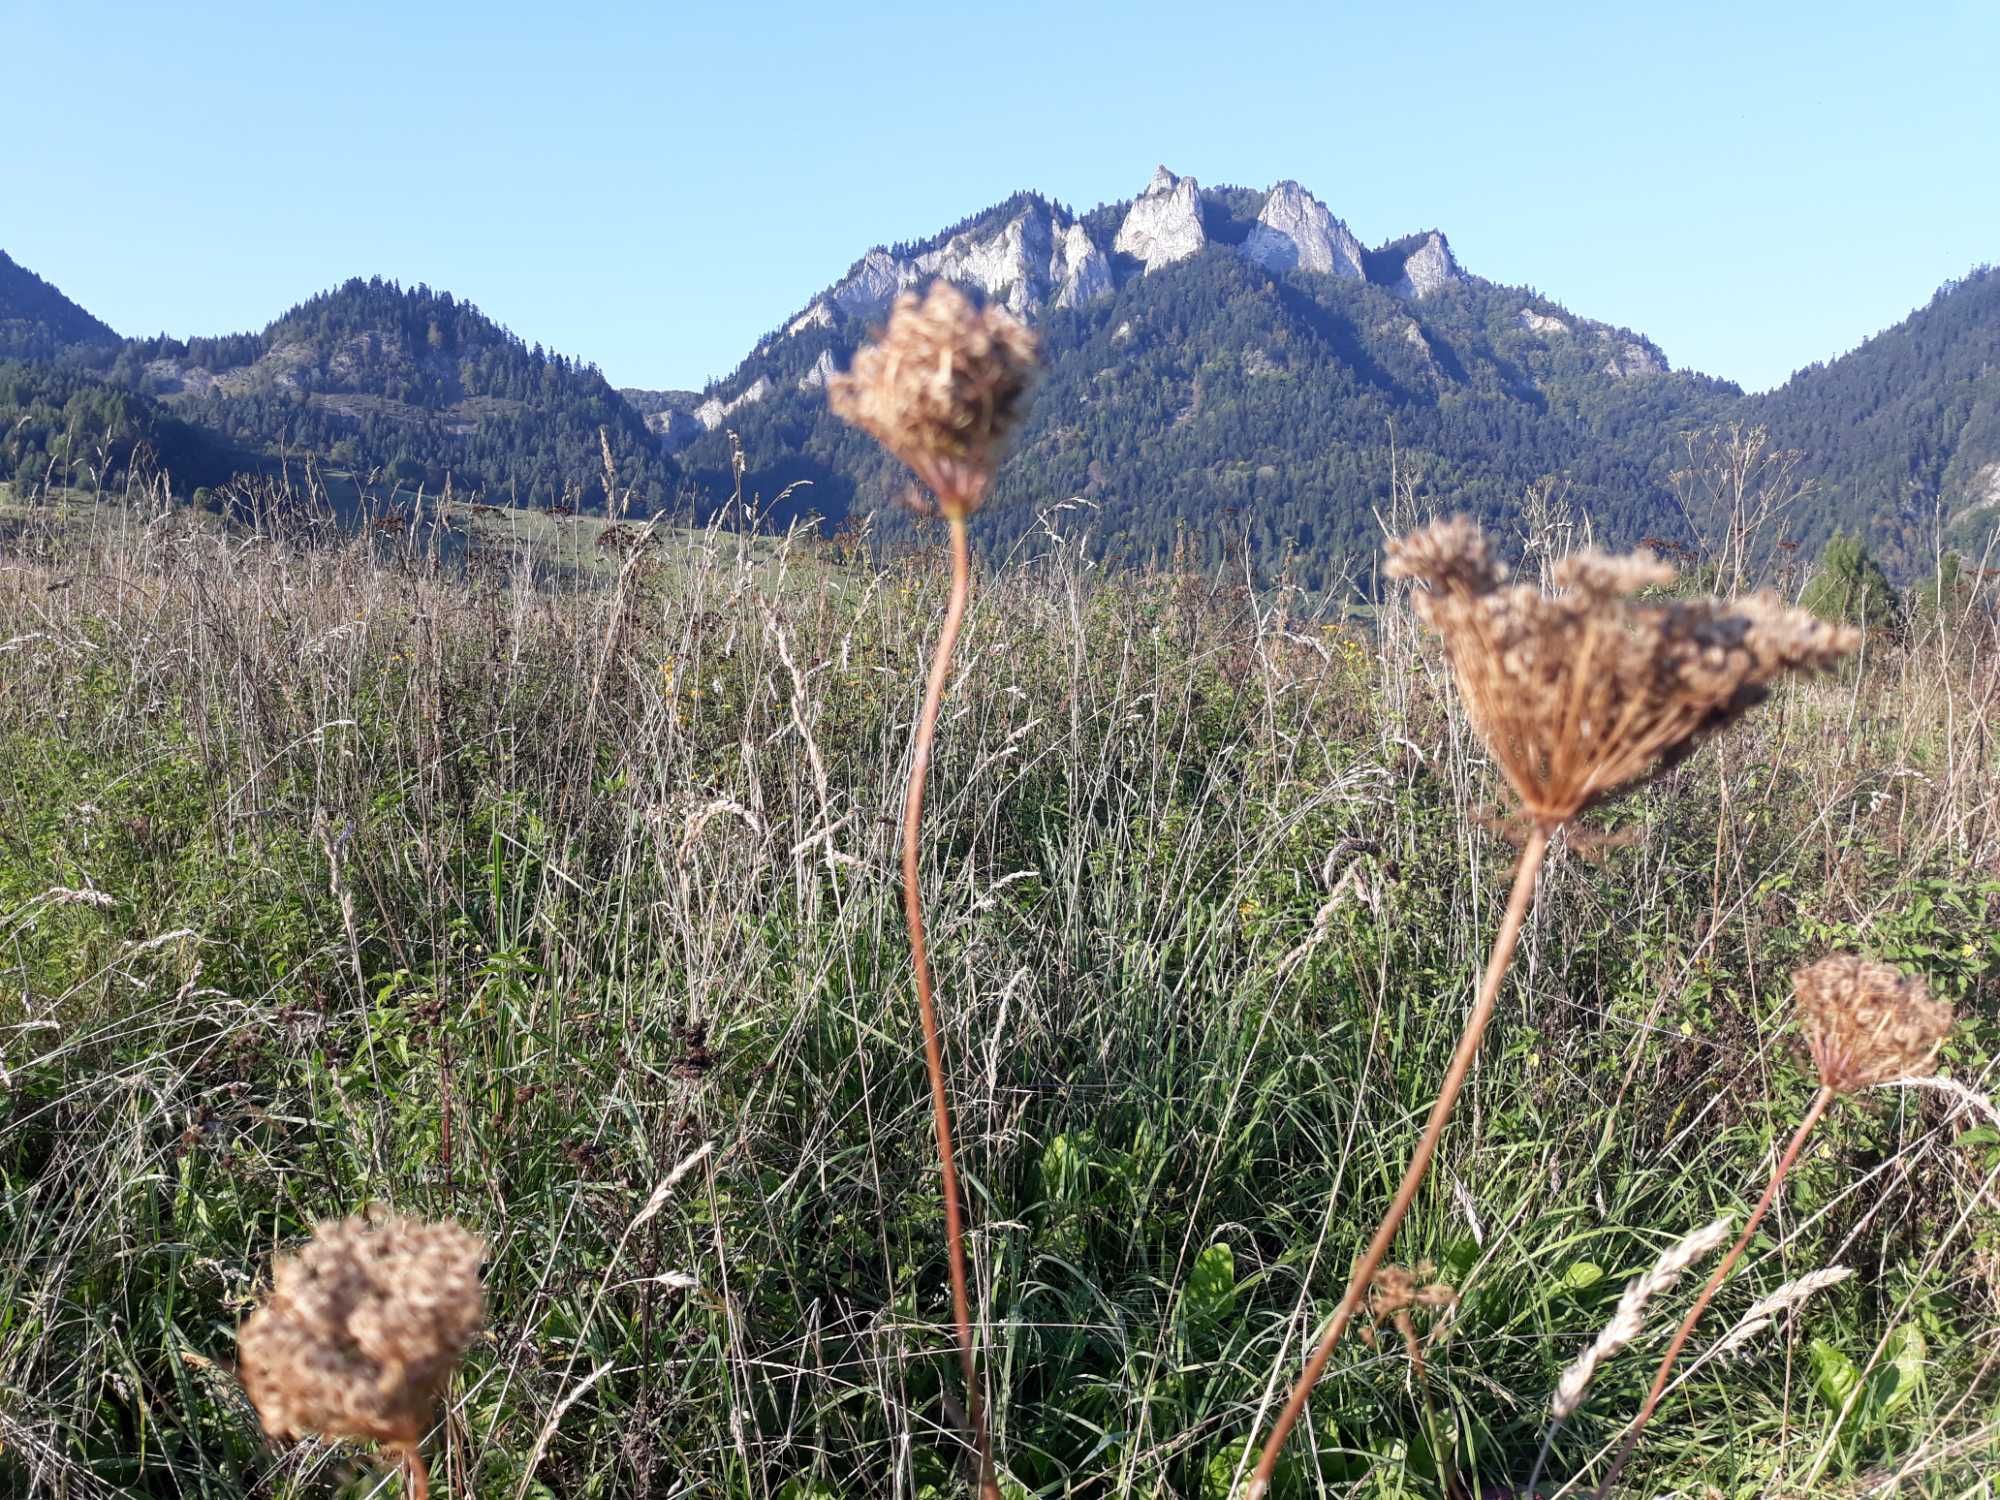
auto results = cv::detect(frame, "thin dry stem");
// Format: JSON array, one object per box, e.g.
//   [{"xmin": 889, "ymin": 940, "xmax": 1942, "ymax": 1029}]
[
  {"xmin": 1591, "ymin": 1084, "xmax": 1836, "ymax": 1497},
  {"xmin": 1247, "ymin": 824, "xmax": 1550, "ymax": 1498},
  {"xmin": 902, "ymin": 514, "xmax": 998, "ymax": 1500}
]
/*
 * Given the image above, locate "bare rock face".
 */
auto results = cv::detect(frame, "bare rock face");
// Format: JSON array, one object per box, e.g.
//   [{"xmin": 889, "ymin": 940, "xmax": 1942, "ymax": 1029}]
[
  {"xmin": 1114, "ymin": 165, "xmax": 1205, "ymax": 272},
  {"xmin": 809, "ymin": 203, "xmax": 1115, "ymax": 331},
  {"xmin": 796, "ymin": 349, "xmax": 837, "ymax": 392},
  {"xmin": 1389, "ymin": 232, "xmax": 1463, "ymax": 300},
  {"xmin": 829, "ymin": 251, "xmax": 905, "ymax": 321},
  {"xmin": 1242, "ymin": 180, "xmax": 1364, "ymax": 279},
  {"xmin": 787, "ymin": 301, "xmax": 835, "ymax": 336},
  {"xmin": 1598, "ymin": 332, "xmax": 1666, "ymax": 379},
  {"xmin": 915, "ymin": 208, "xmax": 1055, "ymax": 319},
  {"xmin": 694, "ymin": 375, "xmax": 772, "ymax": 431},
  {"xmin": 1517, "ymin": 307, "xmax": 1570, "ymax": 337},
  {"xmin": 1053, "ymin": 222, "xmax": 1114, "ymax": 308}
]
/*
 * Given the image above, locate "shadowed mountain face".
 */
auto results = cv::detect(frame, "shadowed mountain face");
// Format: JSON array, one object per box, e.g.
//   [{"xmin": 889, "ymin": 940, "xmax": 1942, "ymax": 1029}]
[
  {"xmin": 4, "ymin": 170, "xmax": 1996, "ymax": 583},
  {"xmin": 0, "ymin": 252, "xmax": 120, "ymax": 362}
]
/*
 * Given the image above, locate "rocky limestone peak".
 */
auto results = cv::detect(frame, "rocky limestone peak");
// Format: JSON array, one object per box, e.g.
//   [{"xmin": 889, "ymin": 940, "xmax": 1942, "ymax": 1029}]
[
  {"xmin": 1389, "ymin": 231, "xmax": 1463, "ymax": 300},
  {"xmin": 1242, "ymin": 180, "xmax": 1364, "ymax": 279},
  {"xmin": 1052, "ymin": 222, "xmax": 1114, "ymax": 309},
  {"xmin": 830, "ymin": 249, "xmax": 905, "ymax": 321},
  {"xmin": 1115, "ymin": 166, "xmax": 1205, "ymax": 273},
  {"xmin": 915, "ymin": 206, "xmax": 1055, "ymax": 319},
  {"xmin": 803, "ymin": 201, "xmax": 1114, "ymax": 334}
]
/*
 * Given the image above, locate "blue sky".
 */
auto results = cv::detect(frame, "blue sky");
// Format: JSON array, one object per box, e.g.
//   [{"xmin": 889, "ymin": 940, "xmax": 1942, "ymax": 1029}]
[{"xmin": 5, "ymin": 0, "xmax": 1995, "ymax": 394}]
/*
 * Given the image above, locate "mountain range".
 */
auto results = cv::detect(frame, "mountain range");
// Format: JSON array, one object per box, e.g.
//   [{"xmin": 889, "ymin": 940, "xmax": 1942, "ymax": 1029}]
[{"xmin": 5, "ymin": 167, "xmax": 1997, "ymax": 587}]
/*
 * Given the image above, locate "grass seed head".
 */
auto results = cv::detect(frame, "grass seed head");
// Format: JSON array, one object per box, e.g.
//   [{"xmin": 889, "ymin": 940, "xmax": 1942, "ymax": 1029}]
[
  {"xmin": 237, "ymin": 1213, "xmax": 484, "ymax": 1447},
  {"xmin": 826, "ymin": 280, "xmax": 1039, "ymax": 520},
  {"xmin": 1385, "ymin": 517, "xmax": 1860, "ymax": 828},
  {"xmin": 1795, "ymin": 954, "xmax": 1953, "ymax": 1093}
]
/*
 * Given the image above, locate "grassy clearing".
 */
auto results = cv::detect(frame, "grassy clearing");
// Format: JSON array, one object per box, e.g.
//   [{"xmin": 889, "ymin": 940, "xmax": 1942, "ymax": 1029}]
[{"xmin": 0, "ymin": 490, "xmax": 1996, "ymax": 1498}]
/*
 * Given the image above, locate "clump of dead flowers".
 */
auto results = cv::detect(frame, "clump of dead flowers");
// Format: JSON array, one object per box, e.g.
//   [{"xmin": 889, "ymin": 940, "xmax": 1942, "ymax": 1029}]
[{"xmin": 237, "ymin": 1213, "xmax": 484, "ymax": 1499}]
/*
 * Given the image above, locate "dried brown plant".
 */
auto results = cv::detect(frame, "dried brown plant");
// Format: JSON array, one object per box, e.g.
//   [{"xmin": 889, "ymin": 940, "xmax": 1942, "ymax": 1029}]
[
  {"xmin": 827, "ymin": 281, "xmax": 1038, "ymax": 522},
  {"xmin": 1358, "ymin": 1262, "xmax": 1462, "ymax": 1496},
  {"xmin": 1384, "ymin": 515, "xmax": 1860, "ymax": 829},
  {"xmin": 1796, "ymin": 953, "xmax": 1954, "ymax": 1093},
  {"xmin": 1594, "ymin": 957, "xmax": 1952, "ymax": 1495},
  {"xmin": 1248, "ymin": 520, "xmax": 1859, "ymax": 1498},
  {"xmin": 829, "ymin": 278, "xmax": 1038, "ymax": 1500},
  {"xmin": 237, "ymin": 1213, "xmax": 484, "ymax": 1500}
]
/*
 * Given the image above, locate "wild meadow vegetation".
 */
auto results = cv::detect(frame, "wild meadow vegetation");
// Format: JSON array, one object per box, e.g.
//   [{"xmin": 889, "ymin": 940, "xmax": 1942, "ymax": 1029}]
[{"xmin": 3, "ymin": 414, "xmax": 1997, "ymax": 1498}]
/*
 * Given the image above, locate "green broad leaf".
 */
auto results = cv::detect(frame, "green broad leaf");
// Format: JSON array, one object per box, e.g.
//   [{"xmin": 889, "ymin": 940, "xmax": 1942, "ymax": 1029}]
[
  {"xmin": 1202, "ymin": 1436, "xmax": 1301, "ymax": 1500},
  {"xmin": 1810, "ymin": 1338, "xmax": 1863, "ymax": 1417},
  {"xmin": 1560, "ymin": 1260, "xmax": 1604, "ymax": 1293},
  {"xmin": 1867, "ymin": 1323, "xmax": 1927, "ymax": 1421},
  {"xmin": 1184, "ymin": 1242, "xmax": 1237, "ymax": 1324}
]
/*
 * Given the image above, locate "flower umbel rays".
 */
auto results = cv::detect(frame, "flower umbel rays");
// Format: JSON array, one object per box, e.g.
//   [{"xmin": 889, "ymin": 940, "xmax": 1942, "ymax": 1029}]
[
  {"xmin": 1796, "ymin": 952, "xmax": 1954, "ymax": 1093},
  {"xmin": 238, "ymin": 1214, "xmax": 484, "ymax": 1500},
  {"xmin": 827, "ymin": 280, "xmax": 1038, "ymax": 520},
  {"xmin": 1384, "ymin": 517, "xmax": 1859, "ymax": 829}
]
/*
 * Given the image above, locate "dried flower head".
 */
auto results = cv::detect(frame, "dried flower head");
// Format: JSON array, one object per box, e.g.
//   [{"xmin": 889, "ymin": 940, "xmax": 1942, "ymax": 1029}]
[
  {"xmin": 1385, "ymin": 518, "xmax": 1859, "ymax": 828},
  {"xmin": 1357, "ymin": 1260, "xmax": 1457, "ymax": 1348},
  {"xmin": 238, "ymin": 1213, "xmax": 484, "ymax": 1448},
  {"xmin": 826, "ymin": 281, "xmax": 1039, "ymax": 520},
  {"xmin": 1795, "ymin": 954, "xmax": 1953, "ymax": 1093}
]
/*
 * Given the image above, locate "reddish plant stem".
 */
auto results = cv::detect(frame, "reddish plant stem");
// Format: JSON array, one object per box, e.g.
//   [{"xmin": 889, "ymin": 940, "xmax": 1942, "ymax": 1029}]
[
  {"xmin": 1591, "ymin": 1083, "xmax": 1835, "ymax": 1498},
  {"xmin": 902, "ymin": 515, "xmax": 999, "ymax": 1500},
  {"xmin": 1248, "ymin": 824, "xmax": 1552, "ymax": 1498}
]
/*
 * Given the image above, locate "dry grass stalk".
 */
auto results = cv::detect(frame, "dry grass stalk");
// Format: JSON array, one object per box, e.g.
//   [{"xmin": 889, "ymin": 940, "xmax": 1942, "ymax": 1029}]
[
  {"xmin": 1593, "ymin": 957, "xmax": 1952, "ymax": 1496},
  {"xmin": 1705, "ymin": 1266, "xmax": 1854, "ymax": 1361},
  {"xmin": 829, "ymin": 279, "xmax": 1038, "ymax": 1500},
  {"xmin": 1525, "ymin": 1218, "xmax": 1732, "ymax": 1493},
  {"xmin": 1247, "ymin": 521, "xmax": 1858, "ymax": 1498},
  {"xmin": 237, "ymin": 1213, "xmax": 485, "ymax": 1500}
]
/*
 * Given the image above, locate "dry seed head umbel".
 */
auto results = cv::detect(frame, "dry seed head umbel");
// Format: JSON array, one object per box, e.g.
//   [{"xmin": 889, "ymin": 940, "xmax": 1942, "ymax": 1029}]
[
  {"xmin": 1385, "ymin": 517, "xmax": 1860, "ymax": 828},
  {"xmin": 237, "ymin": 1214, "xmax": 484, "ymax": 1447},
  {"xmin": 827, "ymin": 280, "xmax": 1039, "ymax": 520},
  {"xmin": 1795, "ymin": 954, "xmax": 1953, "ymax": 1093}
]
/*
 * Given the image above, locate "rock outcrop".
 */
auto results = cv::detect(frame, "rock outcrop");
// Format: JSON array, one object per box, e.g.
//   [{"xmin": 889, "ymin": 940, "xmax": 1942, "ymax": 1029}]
[
  {"xmin": 1242, "ymin": 180, "xmax": 1364, "ymax": 279},
  {"xmin": 694, "ymin": 375, "xmax": 772, "ymax": 431},
  {"xmin": 1053, "ymin": 223, "xmax": 1114, "ymax": 308},
  {"xmin": 810, "ymin": 201, "xmax": 1115, "ymax": 330},
  {"xmin": 1114, "ymin": 166, "xmax": 1205, "ymax": 272},
  {"xmin": 1388, "ymin": 231, "xmax": 1463, "ymax": 300}
]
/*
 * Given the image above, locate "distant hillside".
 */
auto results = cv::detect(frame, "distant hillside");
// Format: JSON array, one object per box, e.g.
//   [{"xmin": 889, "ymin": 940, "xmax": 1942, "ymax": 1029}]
[
  {"xmin": 0, "ymin": 251, "xmax": 120, "ymax": 362},
  {"xmin": 1751, "ymin": 266, "xmax": 2000, "ymax": 568},
  {"xmin": 660, "ymin": 170, "xmax": 1737, "ymax": 589},
  {"xmin": 0, "ymin": 360, "xmax": 234, "ymax": 496},
  {"xmin": 9, "ymin": 181, "xmax": 1998, "ymax": 584},
  {"xmin": 101, "ymin": 278, "xmax": 677, "ymax": 511}
]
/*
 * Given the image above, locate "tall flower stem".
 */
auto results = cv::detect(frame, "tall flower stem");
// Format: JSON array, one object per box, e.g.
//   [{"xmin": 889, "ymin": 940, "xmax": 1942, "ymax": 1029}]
[
  {"xmin": 1591, "ymin": 1084, "xmax": 1834, "ymax": 1498},
  {"xmin": 1249, "ymin": 824, "xmax": 1552, "ymax": 1498},
  {"xmin": 903, "ymin": 514, "xmax": 998, "ymax": 1500}
]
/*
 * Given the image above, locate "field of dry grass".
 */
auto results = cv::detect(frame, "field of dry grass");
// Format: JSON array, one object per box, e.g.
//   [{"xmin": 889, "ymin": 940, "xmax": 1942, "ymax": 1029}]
[{"xmin": 1, "ymin": 479, "xmax": 1997, "ymax": 1498}]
